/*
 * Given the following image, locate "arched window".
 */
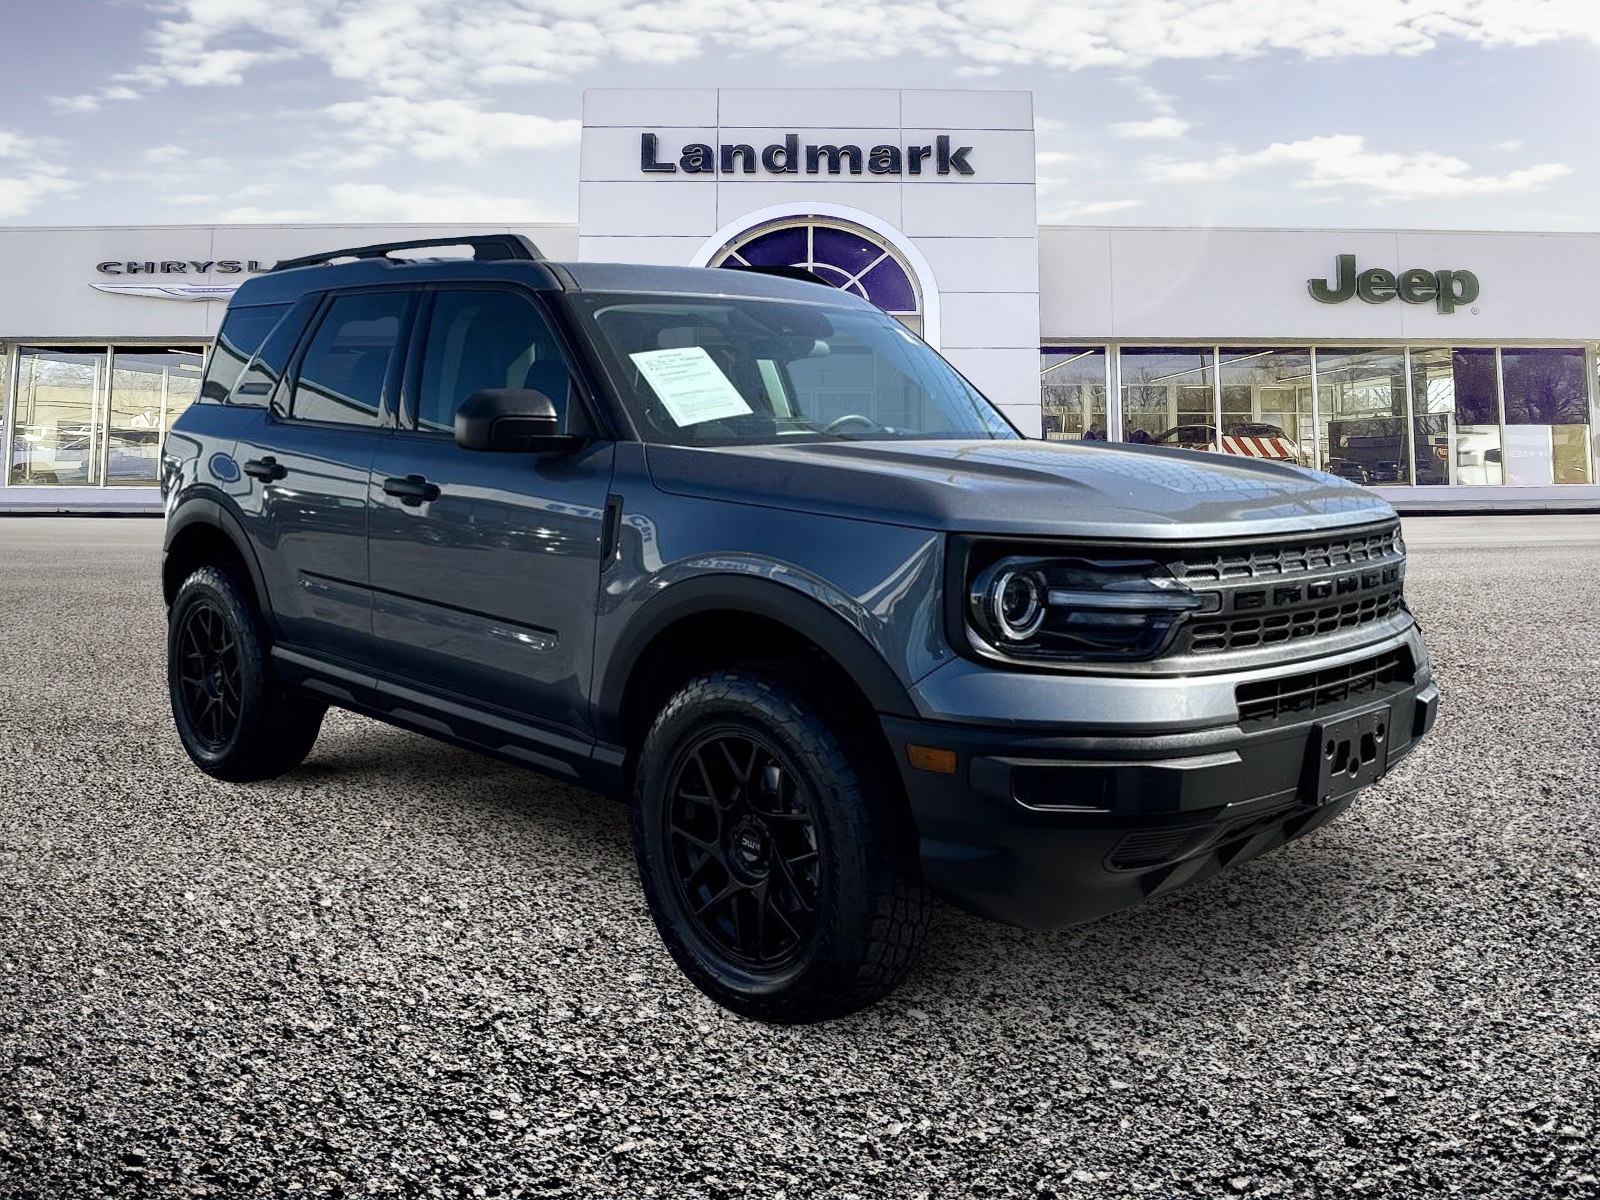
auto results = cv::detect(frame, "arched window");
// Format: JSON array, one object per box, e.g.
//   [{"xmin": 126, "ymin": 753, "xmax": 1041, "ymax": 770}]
[{"xmin": 709, "ymin": 218, "xmax": 924, "ymax": 336}]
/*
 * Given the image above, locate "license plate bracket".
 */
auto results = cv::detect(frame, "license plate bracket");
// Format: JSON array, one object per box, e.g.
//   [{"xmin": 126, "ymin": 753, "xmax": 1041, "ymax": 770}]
[{"xmin": 1306, "ymin": 703, "xmax": 1392, "ymax": 804}]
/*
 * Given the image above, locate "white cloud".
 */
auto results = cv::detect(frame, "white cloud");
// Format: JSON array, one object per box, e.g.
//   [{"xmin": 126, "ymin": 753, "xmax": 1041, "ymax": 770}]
[
  {"xmin": 92, "ymin": 0, "xmax": 1600, "ymax": 101},
  {"xmin": 1035, "ymin": 143, "xmax": 1140, "ymax": 220},
  {"xmin": 0, "ymin": 133, "xmax": 41, "ymax": 160},
  {"xmin": 0, "ymin": 170, "xmax": 76, "ymax": 219},
  {"xmin": 323, "ymin": 97, "xmax": 581, "ymax": 164},
  {"xmin": 0, "ymin": 131, "xmax": 77, "ymax": 219},
  {"xmin": 60, "ymin": 0, "xmax": 1597, "ymax": 186},
  {"xmin": 1110, "ymin": 117, "xmax": 1192, "ymax": 138},
  {"xmin": 142, "ymin": 144, "xmax": 188, "ymax": 165},
  {"xmin": 1144, "ymin": 134, "xmax": 1571, "ymax": 202},
  {"xmin": 212, "ymin": 181, "xmax": 553, "ymax": 223},
  {"xmin": 48, "ymin": 94, "xmax": 103, "ymax": 114}
]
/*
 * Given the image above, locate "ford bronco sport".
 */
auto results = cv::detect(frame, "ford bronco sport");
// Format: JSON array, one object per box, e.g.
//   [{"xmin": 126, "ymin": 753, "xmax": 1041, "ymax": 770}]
[{"xmin": 161, "ymin": 235, "xmax": 1437, "ymax": 1022}]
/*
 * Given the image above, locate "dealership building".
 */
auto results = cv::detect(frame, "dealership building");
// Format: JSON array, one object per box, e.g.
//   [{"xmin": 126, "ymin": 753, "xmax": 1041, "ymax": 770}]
[{"xmin": 2, "ymin": 87, "xmax": 1597, "ymax": 514}]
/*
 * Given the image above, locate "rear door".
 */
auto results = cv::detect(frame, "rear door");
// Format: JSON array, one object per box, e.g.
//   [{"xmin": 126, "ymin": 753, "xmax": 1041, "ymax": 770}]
[
  {"xmin": 233, "ymin": 288, "xmax": 413, "ymax": 665},
  {"xmin": 367, "ymin": 285, "xmax": 615, "ymax": 761}
]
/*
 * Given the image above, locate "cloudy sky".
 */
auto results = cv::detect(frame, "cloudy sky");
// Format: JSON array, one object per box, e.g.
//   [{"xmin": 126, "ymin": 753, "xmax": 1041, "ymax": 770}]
[{"xmin": 2, "ymin": 0, "xmax": 1596, "ymax": 230}]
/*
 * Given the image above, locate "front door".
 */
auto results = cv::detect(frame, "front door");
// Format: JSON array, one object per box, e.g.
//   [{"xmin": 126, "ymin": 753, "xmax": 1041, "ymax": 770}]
[
  {"xmin": 367, "ymin": 286, "xmax": 615, "ymax": 764},
  {"xmin": 233, "ymin": 289, "xmax": 412, "ymax": 666}
]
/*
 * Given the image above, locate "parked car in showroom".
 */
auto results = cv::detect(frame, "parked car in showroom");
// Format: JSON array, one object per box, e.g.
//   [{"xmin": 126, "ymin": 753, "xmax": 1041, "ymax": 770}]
[
  {"xmin": 159, "ymin": 235, "xmax": 1437, "ymax": 1022},
  {"xmin": 1153, "ymin": 421, "xmax": 1304, "ymax": 463}
]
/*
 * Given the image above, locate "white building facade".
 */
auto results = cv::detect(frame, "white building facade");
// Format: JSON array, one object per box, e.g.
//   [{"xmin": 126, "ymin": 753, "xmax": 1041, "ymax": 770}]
[{"xmin": 0, "ymin": 87, "xmax": 1596, "ymax": 512}]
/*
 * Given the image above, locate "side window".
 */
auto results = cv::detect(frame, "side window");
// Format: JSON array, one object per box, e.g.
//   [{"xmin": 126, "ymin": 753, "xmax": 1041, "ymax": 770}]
[
  {"xmin": 200, "ymin": 303, "xmax": 288, "ymax": 404},
  {"xmin": 415, "ymin": 289, "xmax": 575, "ymax": 434},
  {"xmin": 290, "ymin": 292, "xmax": 408, "ymax": 426}
]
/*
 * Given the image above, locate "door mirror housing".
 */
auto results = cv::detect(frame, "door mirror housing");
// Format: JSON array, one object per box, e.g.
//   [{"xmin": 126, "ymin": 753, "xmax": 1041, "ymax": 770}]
[{"xmin": 454, "ymin": 388, "xmax": 586, "ymax": 453}]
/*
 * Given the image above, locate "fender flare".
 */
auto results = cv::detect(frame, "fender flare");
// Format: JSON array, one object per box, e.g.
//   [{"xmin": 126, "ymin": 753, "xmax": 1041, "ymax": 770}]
[
  {"xmin": 594, "ymin": 574, "xmax": 919, "ymax": 743},
  {"xmin": 162, "ymin": 491, "xmax": 273, "ymax": 623}
]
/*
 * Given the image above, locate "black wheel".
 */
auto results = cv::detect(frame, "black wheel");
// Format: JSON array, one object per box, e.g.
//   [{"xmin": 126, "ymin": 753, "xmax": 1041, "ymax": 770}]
[
  {"xmin": 631, "ymin": 666, "xmax": 938, "ymax": 1022},
  {"xmin": 167, "ymin": 565, "xmax": 325, "ymax": 782}
]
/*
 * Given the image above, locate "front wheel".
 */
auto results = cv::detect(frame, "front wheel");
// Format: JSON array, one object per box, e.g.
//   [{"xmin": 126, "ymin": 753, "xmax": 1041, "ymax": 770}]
[
  {"xmin": 167, "ymin": 565, "xmax": 325, "ymax": 782},
  {"xmin": 631, "ymin": 666, "xmax": 938, "ymax": 1022}
]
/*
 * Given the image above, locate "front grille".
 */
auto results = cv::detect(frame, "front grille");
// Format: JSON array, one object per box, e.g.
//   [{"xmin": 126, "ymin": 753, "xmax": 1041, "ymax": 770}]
[
  {"xmin": 1163, "ymin": 521, "xmax": 1406, "ymax": 656},
  {"xmin": 1184, "ymin": 587, "xmax": 1405, "ymax": 654},
  {"xmin": 1172, "ymin": 523, "xmax": 1399, "ymax": 585},
  {"xmin": 1235, "ymin": 647, "xmax": 1415, "ymax": 724}
]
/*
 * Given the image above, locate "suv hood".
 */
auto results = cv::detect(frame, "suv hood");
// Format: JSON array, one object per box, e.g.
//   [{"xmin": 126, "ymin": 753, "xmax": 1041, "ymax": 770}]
[{"xmin": 644, "ymin": 439, "xmax": 1393, "ymax": 540}]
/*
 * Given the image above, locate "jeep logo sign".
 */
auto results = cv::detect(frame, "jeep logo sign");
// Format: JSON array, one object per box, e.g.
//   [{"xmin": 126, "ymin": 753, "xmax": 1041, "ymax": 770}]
[
  {"xmin": 1309, "ymin": 254, "xmax": 1479, "ymax": 314},
  {"xmin": 640, "ymin": 132, "xmax": 974, "ymax": 177}
]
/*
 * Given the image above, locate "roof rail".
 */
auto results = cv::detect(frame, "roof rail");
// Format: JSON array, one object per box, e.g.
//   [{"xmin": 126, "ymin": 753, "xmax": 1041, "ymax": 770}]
[{"xmin": 272, "ymin": 234, "xmax": 543, "ymax": 273}]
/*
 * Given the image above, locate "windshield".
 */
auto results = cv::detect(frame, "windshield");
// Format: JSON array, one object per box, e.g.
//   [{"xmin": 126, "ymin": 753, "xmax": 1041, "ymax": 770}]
[{"xmin": 572, "ymin": 293, "xmax": 1018, "ymax": 446}]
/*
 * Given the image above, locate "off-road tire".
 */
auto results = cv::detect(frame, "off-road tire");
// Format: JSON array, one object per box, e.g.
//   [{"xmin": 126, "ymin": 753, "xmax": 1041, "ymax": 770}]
[
  {"xmin": 631, "ymin": 664, "xmax": 939, "ymax": 1022},
  {"xmin": 167, "ymin": 565, "xmax": 325, "ymax": 782}
]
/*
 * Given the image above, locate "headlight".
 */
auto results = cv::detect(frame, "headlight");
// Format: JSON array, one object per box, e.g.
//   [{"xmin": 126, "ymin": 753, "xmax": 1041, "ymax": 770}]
[{"xmin": 967, "ymin": 554, "xmax": 1213, "ymax": 662}]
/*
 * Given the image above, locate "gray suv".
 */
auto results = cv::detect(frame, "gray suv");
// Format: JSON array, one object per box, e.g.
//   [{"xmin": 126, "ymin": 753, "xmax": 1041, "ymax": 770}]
[{"xmin": 160, "ymin": 235, "xmax": 1437, "ymax": 1022}]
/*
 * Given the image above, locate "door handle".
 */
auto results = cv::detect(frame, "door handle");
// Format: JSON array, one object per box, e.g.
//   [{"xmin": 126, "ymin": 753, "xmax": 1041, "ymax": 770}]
[
  {"xmin": 383, "ymin": 473, "xmax": 441, "ymax": 506},
  {"xmin": 242, "ymin": 456, "xmax": 287, "ymax": 482}
]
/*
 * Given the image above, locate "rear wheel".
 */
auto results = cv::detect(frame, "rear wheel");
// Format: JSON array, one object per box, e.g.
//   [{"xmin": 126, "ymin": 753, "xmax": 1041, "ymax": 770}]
[
  {"xmin": 167, "ymin": 565, "xmax": 325, "ymax": 782},
  {"xmin": 631, "ymin": 665, "xmax": 938, "ymax": 1022}
]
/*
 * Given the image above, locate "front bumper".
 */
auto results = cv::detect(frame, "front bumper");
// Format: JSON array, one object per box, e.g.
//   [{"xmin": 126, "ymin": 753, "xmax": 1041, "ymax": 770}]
[{"xmin": 883, "ymin": 660, "xmax": 1438, "ymax": 930}]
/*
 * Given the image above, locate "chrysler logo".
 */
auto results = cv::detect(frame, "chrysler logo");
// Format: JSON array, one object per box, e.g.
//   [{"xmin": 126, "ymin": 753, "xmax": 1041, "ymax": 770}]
[{"xmin": 90, "ymin": 284, "xmax": 241, "ymax": 302}]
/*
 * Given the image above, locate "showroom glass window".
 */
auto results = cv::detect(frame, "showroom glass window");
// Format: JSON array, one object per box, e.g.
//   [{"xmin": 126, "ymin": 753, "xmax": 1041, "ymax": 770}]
[
  {"xmin": 1217, "ymin": 349, "xmax": 1313, "ymax": 466},
  {"xmin": 1410, "ymin": 348, "xmax": 1500, "ymax": 486},
  {"xmin": 1315, "ymin": 348, "xmax": 1410, "ymax": 487},
  {"xmin": 1118, "ymin": 348, "xmax": 1214, "ymax": 447},
  {"xmin": 9, "ymin": 348, "xmax": 103, "ymax": 486},
  {"xmin": 290, "ymin": 293, "xmax": 409, "ymax": 425},
  {"xmin": 7, "ymin": 345, "xmax": 207, "ymax": 488},
  {"xmin": 105, "ymin": 349, "xmax": 203, "ymax": 486},
  {"xmin": 1501, "ymin": 348, "xmax": 1590, "ymax": 484},
  {"xmin": 1039, "ymin": 348, "xmax": 1107, "ymax": 440}
]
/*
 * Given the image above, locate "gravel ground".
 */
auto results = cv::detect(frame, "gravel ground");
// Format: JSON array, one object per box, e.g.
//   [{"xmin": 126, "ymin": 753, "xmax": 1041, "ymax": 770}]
[{"xmin": 1, "ymin": 515, "xmax": 1595, "ymax": 1199}]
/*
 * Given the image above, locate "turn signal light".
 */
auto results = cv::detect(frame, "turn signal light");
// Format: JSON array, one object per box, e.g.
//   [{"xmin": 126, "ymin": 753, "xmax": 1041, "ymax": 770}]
[{"xmin": 906, "ymin": 744, "xmax": 958, "ymax": 774}]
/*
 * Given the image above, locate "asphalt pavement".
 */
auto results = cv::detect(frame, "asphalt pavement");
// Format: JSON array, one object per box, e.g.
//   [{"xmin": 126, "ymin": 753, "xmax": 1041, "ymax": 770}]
[{"xmin": 0, "ymin": 515, "xmax": 1595, "ymax": 1198}]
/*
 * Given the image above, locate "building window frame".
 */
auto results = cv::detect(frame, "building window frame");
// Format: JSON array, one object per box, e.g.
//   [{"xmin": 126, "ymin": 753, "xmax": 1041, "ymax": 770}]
[
  {"xmin": 1, "ymin": 338, "xmax": 208, "ymax": 490},
  {"xmin": 1041, "ymin": 338, "xmax": 1600, "ymax": 489}
]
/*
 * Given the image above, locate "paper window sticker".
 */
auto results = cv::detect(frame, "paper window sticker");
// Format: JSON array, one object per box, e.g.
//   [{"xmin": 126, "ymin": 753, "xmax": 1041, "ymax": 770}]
[{"xmin": 628, "ymin": 346, "xmax": 753, "ymax": 426}]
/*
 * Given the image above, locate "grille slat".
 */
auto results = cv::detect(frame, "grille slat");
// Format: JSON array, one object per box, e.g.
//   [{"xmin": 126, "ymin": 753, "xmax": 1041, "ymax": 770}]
[
  {"xmin": 1235, "ymin": 647, "xmax": 1414, "ymax": 724},
  {"xmin": 1174, "ymin": 525, "xmax": 1399, "ymax": 585},
  {"xmin": 1186, "ymin": 588, "xmax": 1405, "ymax": 654}
]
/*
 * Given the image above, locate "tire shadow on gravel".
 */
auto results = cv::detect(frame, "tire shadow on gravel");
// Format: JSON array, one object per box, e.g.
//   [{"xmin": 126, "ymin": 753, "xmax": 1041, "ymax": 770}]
[
  {"xmin": 254, "ymin": 716, "xmax": 1400, "ymax": 1024},
  {"xmin": 891, "ymin": 829, "xmax": 1394, "ymax": 1023}
]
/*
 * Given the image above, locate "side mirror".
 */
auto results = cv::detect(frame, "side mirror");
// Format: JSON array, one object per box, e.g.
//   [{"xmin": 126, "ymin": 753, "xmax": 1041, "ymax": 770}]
[{"xmin": 454, "ymin": 388, "xmax": 585, "ymax": 454}]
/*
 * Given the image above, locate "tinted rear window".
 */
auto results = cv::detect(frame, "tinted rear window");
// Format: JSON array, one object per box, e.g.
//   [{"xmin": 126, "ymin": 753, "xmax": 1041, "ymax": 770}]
[{"xmin": 201, "ymin": 303, "xmax": 289, "ymax": 404}]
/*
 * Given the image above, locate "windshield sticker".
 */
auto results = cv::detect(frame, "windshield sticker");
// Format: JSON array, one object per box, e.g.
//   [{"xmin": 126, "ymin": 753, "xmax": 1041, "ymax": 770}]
[{"xmin": 628, "ymin": 347, "xmax": 753, "ymax": 426}]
